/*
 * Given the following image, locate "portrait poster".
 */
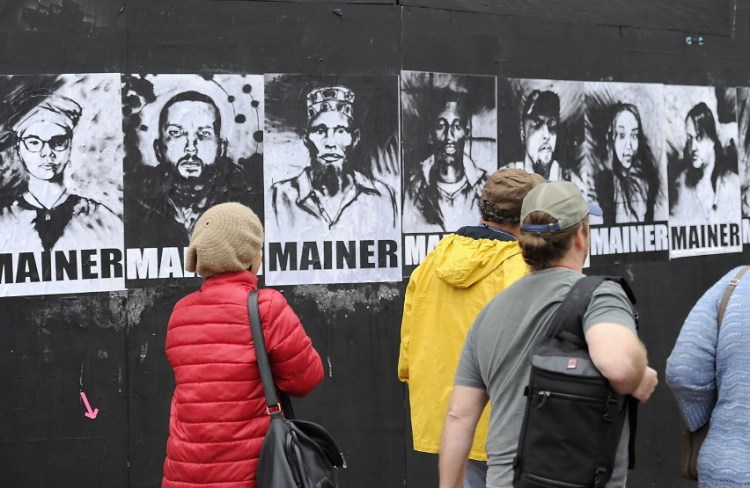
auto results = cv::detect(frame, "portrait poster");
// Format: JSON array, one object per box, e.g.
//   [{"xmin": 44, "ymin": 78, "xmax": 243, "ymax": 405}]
[
  {"xmin": 584, "ymin": 82, "xmax": 669, "ymax": 259},
  {"xmin": 263, "ymin": 74, "xmax": 401, "ymax": 286},
  {"xmin": 122, "ymin": 74, "xmax": 264, "ymax": 286},
  {"xmin": 401, "ymin": 71, "xmax": 496, "ymax": 271},
  {"xmin": 0, "ymin": 74, "xmax": 125, "ymax": 297},
  {"xmin": 737, "ymin": 87, "xmax": 750, "ymax": 247},
  {"xmin": 664, "ymin": 85, "xmax": 742, "ymax": 258}
]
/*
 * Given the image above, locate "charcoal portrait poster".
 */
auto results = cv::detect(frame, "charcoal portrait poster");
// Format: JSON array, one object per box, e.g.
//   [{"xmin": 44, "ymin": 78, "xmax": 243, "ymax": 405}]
[
  {"xmin": 585, "ymin": 82, "xmax": 670, "ymax": 258},
  {"xmin": 498, "ymin": 78, "xmax": 586, "ymax": 191},
  {"xmin": 0, "ymin": 74, "xmax": 124, "ymax": 297},
  {"xmin": 401, "ymin": 71, "xmax": 496, "ymax": 270},
  {"xmin": 122, "ymin": 74, "xmax": 264, "ymax": 285},
  {"xmin": 737, "ymin": 87, "xmax": 750, "ymax": 248},
  {"xmin": 664, "ymin": 85, "xmax": 742, "ymax": 258},
  {"xmin": 264, "ymin": 74, "xmax": 401, "ymax": 286}
]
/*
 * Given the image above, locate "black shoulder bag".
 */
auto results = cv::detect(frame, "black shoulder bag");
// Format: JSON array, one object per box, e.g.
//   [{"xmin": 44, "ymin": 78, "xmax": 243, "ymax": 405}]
[
  {"xmin": 247, "ymin": 291, "xmax": 345, "ymax": 488},
  {"xmin": 513, "ymin": 275, "xmax": 638, "ymax": 488}
]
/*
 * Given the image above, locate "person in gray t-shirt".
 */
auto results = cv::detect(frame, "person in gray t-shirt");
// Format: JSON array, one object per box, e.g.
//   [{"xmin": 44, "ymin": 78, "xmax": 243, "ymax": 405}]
[{"xmin": 438, "ymin": 181, "xmax": 659, "ymax": 488}]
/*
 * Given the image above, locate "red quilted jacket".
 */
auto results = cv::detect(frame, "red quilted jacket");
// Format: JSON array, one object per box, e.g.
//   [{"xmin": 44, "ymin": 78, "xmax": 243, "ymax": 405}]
[{"xmin": 162, "ymin": 271, "xmax": 324, "ymax": 488}]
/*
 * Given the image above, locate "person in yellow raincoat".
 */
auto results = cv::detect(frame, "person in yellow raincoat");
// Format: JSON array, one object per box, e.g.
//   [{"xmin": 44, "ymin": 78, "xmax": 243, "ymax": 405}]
[{"xmin": 398, "ymin": 167, "xmax": 543, "ymax": 487}]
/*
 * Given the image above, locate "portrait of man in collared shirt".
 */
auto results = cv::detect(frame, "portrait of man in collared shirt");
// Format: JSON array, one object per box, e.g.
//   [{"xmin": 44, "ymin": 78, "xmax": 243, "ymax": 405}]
[
  {"xmin": 270, "ymin": 85, "xmax": 397, "ymax": 232},
  {"xmin": 264, "ymin": 74, "xmax": 401, "ymax": 286}
]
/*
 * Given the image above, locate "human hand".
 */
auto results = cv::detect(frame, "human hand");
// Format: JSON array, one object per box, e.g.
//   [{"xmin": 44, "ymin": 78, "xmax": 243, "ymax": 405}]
[{"xmin": 632, "ymin": 367, "xmax": 658, "ymax": 403}]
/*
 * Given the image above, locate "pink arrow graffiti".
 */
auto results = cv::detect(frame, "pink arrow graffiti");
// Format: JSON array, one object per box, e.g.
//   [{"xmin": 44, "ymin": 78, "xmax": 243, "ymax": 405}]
[{"xmin": 80, "ymin": 391, "xmax": 99, "ymax": 419}]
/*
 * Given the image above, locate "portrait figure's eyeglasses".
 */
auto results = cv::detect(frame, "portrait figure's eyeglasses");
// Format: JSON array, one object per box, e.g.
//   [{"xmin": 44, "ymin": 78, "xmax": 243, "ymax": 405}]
[{"xmin": 19, "ymin": 134, "xmax": 72, "ymax": 153}]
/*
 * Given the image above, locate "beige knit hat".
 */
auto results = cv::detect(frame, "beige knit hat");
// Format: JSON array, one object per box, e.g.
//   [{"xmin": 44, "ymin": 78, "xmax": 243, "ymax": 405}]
[{"xmin": 186, "ymin": 202, "xmax": 264, "ymax": 278}]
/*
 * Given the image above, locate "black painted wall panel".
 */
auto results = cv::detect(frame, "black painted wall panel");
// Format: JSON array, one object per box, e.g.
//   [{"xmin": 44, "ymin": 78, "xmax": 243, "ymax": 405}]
[
  {"xmin": 402, "ymin": 0, "xmax": 733, "ymax": 37},
  {"xmin": 0, "ymin": 294, "xmax": 129, "ymax": 487},
  {"xmin": 126, "ymin": 287, "xmax": 183, "ymax": 488},
  {"xmin": 401, "ymin": 6, "xmax": 750, "ymax": 86},
  {"xmin": 124, "ymin": 1, "xmax": 401, "ymax": 74},
  {"xmin": 279, "ymin": 284, "xmax": 407, "ymax": 486}
]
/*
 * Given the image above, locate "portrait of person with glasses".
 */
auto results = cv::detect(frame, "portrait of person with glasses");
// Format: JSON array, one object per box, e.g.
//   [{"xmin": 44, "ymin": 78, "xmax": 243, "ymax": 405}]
[{"xmin": 0, "ymin": 91, "xmax": 121, "ymax": 252}]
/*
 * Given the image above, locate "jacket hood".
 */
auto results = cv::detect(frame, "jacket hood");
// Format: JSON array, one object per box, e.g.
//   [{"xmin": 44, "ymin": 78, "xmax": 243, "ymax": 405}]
[{"xmin": 433, "ymin": 233, "xmax": 522, "ymax": 289}]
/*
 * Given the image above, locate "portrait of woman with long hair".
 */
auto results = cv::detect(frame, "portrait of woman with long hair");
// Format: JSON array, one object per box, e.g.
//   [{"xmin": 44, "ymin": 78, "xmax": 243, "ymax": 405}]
[
  {"xmin": 598, "ymin": 103, "xmax": 661, "ymax": 224},
  {"xmin": 669, "ymin": 101, "xmax": 741, "ymax": 225}
]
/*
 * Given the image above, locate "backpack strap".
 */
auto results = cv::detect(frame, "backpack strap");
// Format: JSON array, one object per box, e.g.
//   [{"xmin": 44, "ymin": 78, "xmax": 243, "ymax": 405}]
[
  {"xmin": 543, "ymin": 275, "xmax": 606, "ymax": 346},
  {"xmin": 545, "ymin": 275, "xmax": 637, "ymax": 346}
]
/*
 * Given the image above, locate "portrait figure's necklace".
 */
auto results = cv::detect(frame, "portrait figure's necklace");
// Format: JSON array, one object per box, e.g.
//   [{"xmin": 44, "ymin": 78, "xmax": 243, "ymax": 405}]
[{"xmin": 24, "ymin": 190, "xmax": 69, "ymax": 221}]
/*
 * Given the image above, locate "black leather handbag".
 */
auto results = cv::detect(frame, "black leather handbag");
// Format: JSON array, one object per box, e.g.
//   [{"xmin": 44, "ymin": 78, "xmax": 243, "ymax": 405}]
[{"xmin": 247, "ymin": 291, "xmax": 345, "ymax": 488}]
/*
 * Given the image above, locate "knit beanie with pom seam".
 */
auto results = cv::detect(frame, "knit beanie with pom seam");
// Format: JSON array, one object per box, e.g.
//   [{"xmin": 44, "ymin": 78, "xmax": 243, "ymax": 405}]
[{"xmin": 186, "ymin": 202, "xmax": 264, "ymax": 278}]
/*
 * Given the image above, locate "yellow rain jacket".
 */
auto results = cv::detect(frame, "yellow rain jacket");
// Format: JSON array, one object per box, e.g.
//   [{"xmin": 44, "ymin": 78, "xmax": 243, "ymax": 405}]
[{"xmin": 398, "ymin": 226, "xmax": 530, "ymax": 461}]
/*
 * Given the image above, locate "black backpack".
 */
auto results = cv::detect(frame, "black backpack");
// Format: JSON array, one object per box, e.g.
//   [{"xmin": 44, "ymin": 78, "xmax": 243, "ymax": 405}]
[{"xmin": 513, "ymin": 275, "xmax": 638, "ymax": 488}]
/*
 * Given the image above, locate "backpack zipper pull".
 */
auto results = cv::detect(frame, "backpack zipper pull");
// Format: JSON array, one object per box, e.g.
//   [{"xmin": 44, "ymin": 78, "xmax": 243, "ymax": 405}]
[{"xmin": 534, "ymin": 390, "xmax": 550, "ymax": 409}]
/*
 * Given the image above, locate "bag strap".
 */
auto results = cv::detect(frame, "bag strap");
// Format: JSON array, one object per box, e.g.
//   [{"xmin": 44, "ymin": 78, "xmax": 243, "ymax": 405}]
[
  {"xmin": 247, "ymin": 291, "xmax": 282, "ymax": 414},
  {"xmin": 546, "ymin": 275, "xmax": 637, "ymax": 347},
  {"xmin": 717, "ymin": 266, "xmax": 750, "ymax": 327}
]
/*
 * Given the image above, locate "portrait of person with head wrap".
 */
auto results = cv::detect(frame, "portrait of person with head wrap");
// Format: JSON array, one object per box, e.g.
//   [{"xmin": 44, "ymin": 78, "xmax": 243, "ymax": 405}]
[
  {"xmin": 269, "ymin": 85, "xmax": 398, "ymax": 234},
  {"xmin": 0, "ymin": 91, "xmax": 121, "ymax": 253}
]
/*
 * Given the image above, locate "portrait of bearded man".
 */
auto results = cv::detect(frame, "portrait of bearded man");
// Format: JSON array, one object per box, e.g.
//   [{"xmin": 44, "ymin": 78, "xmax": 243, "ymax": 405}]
[
  {"xmin": 269, "ymin": 85, "xmax": 398, "ymax": 233},
  {"xmin": 127, "ymin": 89, "xmax": 261, "ymax": 249}
]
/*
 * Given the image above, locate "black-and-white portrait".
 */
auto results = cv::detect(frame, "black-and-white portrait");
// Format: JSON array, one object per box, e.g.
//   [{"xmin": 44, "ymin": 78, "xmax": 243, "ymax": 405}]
[
  {"xmin": 738, "ymin": 87, "xmax": 750, "ymax": 219},
  {"xmin": 499, "ymin": 79, "xmax": 587, "ymax": 191},
  {"xmin": 585, "ymin": 82, "xmax": 667, "ymax": 225},
  {"xmin": 264, "ymin": 74, "xmax": 400, "ymax": 286},
  {"xmin": 401, "ymin": 71, "xmax": 496, "ymax": 234},
  {"xmin": 665, "ymin": 87, "xmax": 741, "ymax": 225},
  {"xmin": 665, "ymin": 85, "xmax": 742, "ymax": 258},
  {"xmin": 122, "ymin": 74, "xmax": 263, "ymax": 253},
  {"xmin": 0, "ymin": 74, "xmax": 124, "ymax": 297}
]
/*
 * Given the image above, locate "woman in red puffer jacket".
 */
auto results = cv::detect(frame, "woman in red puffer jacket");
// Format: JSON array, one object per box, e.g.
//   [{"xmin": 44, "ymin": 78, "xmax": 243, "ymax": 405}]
[{"xmin": 162, "ymin": 202, "xmax": 324, "ymax": 488}]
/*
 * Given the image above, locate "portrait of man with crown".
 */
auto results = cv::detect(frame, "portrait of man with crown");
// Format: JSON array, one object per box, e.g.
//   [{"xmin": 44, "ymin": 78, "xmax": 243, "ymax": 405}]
[{"xmin": 263, "ymin": 74, "xmax": 401, "ymax": 286}]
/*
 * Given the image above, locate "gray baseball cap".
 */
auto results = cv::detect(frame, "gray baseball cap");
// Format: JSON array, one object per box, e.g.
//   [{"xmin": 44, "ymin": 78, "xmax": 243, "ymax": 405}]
[{"xmin": 521, "ymin": 181, "xmax": 602, "ymax": 233}]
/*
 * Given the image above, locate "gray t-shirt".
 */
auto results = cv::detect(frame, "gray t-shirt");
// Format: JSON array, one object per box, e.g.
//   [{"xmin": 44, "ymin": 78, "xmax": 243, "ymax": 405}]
[{"xmin": 455, "ymin": 268, "xmax": 636, "ymax": 488}]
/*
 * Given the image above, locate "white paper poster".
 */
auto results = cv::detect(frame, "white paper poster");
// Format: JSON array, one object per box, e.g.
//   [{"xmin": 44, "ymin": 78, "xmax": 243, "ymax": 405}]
[
  {"xmin": 263, "ymin": 74, "xmax": 401, "ymax": 285},
  {"xmin": 0, "ymin": 74, "xmax": 125, "ymax": 297}
]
